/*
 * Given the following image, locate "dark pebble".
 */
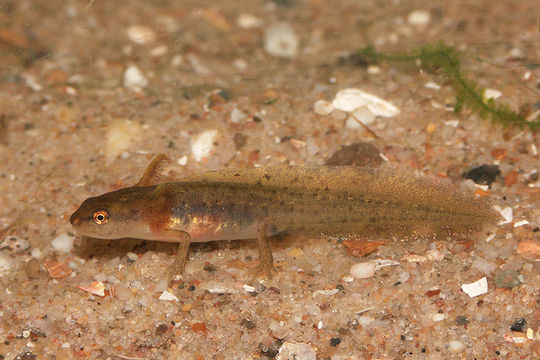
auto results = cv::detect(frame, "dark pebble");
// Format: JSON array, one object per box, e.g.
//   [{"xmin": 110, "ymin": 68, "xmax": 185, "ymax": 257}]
[
  {"xmin": 203, "ymin": 263, "xmax": 217, "ymax": 272},
  {"xmin": 233, "ymin": 133, "xmax": 247, "ymax": 149},
  {"xmin": 155, "ymin": 323, "xmax": 168, "ymax": 336},
  {"xmin": 456, "ymin": 315, "xmax": 469, "ymax": 325},
  {"xmin": 462, "ymin": 164, "xmax": 501, "ymax": 186},
  {"xmin": 15, "ymin": 352, "xmax": 36, "ymax": 360},
  {"xmin": 240, "ymin": 318, "xmax": 256, "ymax": 329},
  {"xmin": 25, "ymin": 258, "xmax": 41, "ymax": 279},
  {"xmin": 510, "ymin": 318, "xmax": 527, "ymax": 332},
  {"xmin": 259, "ymin": 339, "xmax": 283, "ymax": 357},
  {"xmin": 330, "ymin": 337, "xmax": 342, "ymax": 346},
  {"xmin": 187, "ymin": 285, "xmax": 196, "ymax": 291},
  {"xmin": 325, "ymin": 142, "xmax": 382, "ymax": 167}
]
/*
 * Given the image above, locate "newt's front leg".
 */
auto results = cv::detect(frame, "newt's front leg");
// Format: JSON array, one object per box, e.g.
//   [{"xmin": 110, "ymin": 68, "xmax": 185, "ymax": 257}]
[{"xmin": 255, "ymin": 223, "xmax": 277, "ymax": 279}]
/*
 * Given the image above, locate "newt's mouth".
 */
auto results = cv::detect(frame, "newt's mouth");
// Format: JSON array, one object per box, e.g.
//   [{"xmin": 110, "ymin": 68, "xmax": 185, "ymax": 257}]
[{"xmin": 70, "ymin": 211, "xmax": 81, "ymax": 227}]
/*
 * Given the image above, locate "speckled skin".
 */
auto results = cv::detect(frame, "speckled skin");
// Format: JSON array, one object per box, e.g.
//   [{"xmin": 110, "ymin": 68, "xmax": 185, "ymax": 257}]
[{"xmin": 71, "ymin": 166, "xmax": 496, "ymax": 243}]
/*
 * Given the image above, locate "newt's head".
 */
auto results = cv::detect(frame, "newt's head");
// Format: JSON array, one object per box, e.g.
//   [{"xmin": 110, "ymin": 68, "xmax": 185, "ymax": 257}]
[{"xmin": 70, "ymin": 187, "xmax": 151, "ymax": 240}]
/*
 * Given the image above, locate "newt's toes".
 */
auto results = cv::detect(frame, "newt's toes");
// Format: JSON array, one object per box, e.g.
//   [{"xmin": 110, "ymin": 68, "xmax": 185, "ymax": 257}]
[{"xmin": 253, "ymin": 263, "xmax": 278, "ymax": 280}]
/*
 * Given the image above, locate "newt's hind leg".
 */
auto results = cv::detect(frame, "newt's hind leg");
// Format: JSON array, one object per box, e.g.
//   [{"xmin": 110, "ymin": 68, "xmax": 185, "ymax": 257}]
[
  {"xmin": 255, "ymin": 223, "xmax": 277, "ymax": 279},
  {"xmin": 155, "ymin": 229, "xmax": 191, "ymax": 283}
]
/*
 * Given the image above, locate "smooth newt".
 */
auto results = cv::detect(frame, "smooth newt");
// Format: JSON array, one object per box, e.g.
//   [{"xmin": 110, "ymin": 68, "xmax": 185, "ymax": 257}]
[{"xmin": 70, "ymin": 154, "xmax": 496, "ymax": 279}]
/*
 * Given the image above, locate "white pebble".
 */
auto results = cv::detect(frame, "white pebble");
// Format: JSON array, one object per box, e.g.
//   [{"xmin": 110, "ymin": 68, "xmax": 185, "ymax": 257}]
[
  {"xmin": 230, "ymin": 108, "xmax": 246, "ymax": 123},
  {"xmin": 513, "ymin": 220, "xmax": 529, "ymax": 227},
  {"xmin": 106, "ymin": 119, "xmax": 142, "ymax": 160},
  {"xmin": 314, "ymin": 289, "xmax": 339, "ymax": 296},
  {"xmin": 448, "ymin": 340, "xmax": 465, "ymax": 352},
  {"xmin": 191, "ymin": 129, "xmax": 218, "ymax": 162},
  {"xmin": 407, "ymin": 10, "xmax": 431, "ymax": 26},
  {"xmin": 30, "ymin": 248, "xmax": 42, "ymax": 259},
  {"xmin": 150, "ymin": 45, "xmax": 168, "ymax": 57},
  {"xmin": 171, "ymin": 55, "xmax": 183, "ymax": 67},
  {"xmin": 177, "ymin": 155, "xmax": 188, "ymax": 166},
  {"xmin": 345, "ymin": 116, "xmax": 362, "ymax": 130},
  {"xmin": 313, "ymin": 100, "xmax": 334, "ymax": 115},
  {"xmin": 159, "ymin": 290, "xmax": 178, "ymax": 302},
  {"xmin": 425, "ymin": 81, "xmax": 441, "ymax": 90},
  {"xmin": 126, "ymin": 25, "xmax": 156, "ymax": 45},
  {"xmin": 494, "ymin": 206, "xmax": 513, "ymax": 225},
  {"xmin": 331, "ymin": 88, "xmax": 399, "ymax": 117},
  {"xmin": 264, "ymin": 23, "xmax": 299, "ymax": 58},
  {"xmin": 0, "ymin": 253, "xmax": 15, "ymax": 276},
  {"xmin": 277, "ymin": 342, "xmax": 316, "ymax": 360},
  {"xmin": 461, "ymin": 277, "xmax": 488, "ymax": 298},
  {"xmin": 433, "ymin": 313, "xmax": 445, "ymax": 322},
  {"xmin": 126, "ymin": 252, "xmax": 138, "ymax": 262},
  {"xmin": 351, "ymin": 106, "xmax": 376, "ymax": 125},
  {"xmin": 358, "ymin": 315, "xmax": 374, "ymax": 326},
  {"xmin": 350, "ymin": 262, "xmax": 376, "ymax": 279},
  {"xmin": 484, "ymin": 88, "xmax": 502, "ymax": 100},
  {"xmin": 51, "ymin": 233, "xmax": 74, "ymax": 253},
  {"xmin": 237, "ymin": 13, "xmax": 262, "ymax": 29},
  {"xmin": 242, "ymin": 284, "xmax": 256, "ymax": 292},
  {"xmin": 123, "ymin": 65, "xmax": 148, "ymax": 90}
]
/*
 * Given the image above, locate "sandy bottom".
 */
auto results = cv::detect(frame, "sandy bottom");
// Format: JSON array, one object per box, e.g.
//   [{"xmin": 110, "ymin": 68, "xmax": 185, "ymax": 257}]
[{"xmin": 0, "ymin": 0, "xmax": 538, "ymax": 359}]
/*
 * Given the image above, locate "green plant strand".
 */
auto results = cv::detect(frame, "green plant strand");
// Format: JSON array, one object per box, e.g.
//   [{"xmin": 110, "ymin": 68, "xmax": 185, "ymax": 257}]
[{"xmin": 355, "ymin": 42, "xmax": 540, "ymax": 131}]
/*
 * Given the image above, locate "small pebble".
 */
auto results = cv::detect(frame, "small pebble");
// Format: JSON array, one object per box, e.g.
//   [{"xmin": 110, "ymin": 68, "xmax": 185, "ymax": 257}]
[
  {"xmin": 0, "ymin": 253, "xmax": 16, "ymax": 276},
  {"xmin": 233, "ymin": 133, "xmax": 247, "ymax": 149},
  {"xmin": 159, "ymin": 290, "xmax": 178, "ymax": 302},
  {"xmin": 325, "ymin": 142, "xmax": 382, "ymax": 168},
  {"xmin": 433, "ymin": 313, "xmax": 445, "ymax": 322},
  {"xmin": 510, "ymin": 318, "xmax": 527, "ymax": 332},
  {"xmin": 25, "ymin": 258, "xmax": 41, "ymax": 279},
  {"xmin": 351, "ymin": 106, "xmax": 376, "ymax": 125},
  {"xmin": 78, "ymin": 281, "xmax": 105, "ymax": 297},
  {"xmin": 51, "ymin": 233, "xmax": 74, "ymax": 253},
  {"xmin": 230, "ymin": 107, "xmax": 246, "ymax": 123},
  {"xmin": 191, "ymin": 129, "xmax": 218, "ymax": 162},
  {"xmin": 462, "ymin": 165, "xmax": 501, "ymax": 186},
  {"xmin": 358, "ymin": 316, "xmax": 374, "ymax": 326},
  {"xmin": 331, "ymin": 88, "xmax": 399, "ymax": 117},
  {"xmin": 329, "ymin": 338, "xmax": 341, "ymax": 347},
  {"xmin": 494, "ymin": 270, "xmax": 521, "ymax": 289},
  {"xmin": 345, "ymin": 116, "xmax": 362, "ymax": 130},
  {"xmin": 123, "ymin": 65, "xmax": 148, "ymax": 90},
  {"xmin": 237, "ymin": 13, "xmax": 262, "ymax": 29},
  {"xmin": 456, "ymin": 315, "xmax": 468, "ymax": 325},
  {"xmin": 106, "ymin": 119, "xmax": 142, "ymax": 160},
  {"xmin": 407, "ymin": 10, "xmax": 431, "ymax": 26},
  {"xmin": 493, "ymin": 206, "xmax": 513, "ymax": 225},
  {"xmin": 484, "ymin": 88, "xmax": 502, "ymax": 100},
  {"xmin": 350, "ymin": 262, "xmax": 376, "ymax": 279},
  {"xmin": 313, "ymin": 99, "xmax": 334, "ymax": 115},
  {"xmin": 448, "ymin": 340, "xmax": 465, "ymax": 353},
  {"xmin": 30, "ymin": 248, "xmax": 42, "ymax": 259},
  {"xmin": 461, "ymin": 277, "xmax": 488, "ymax": 297},
  {"xmin": 264, "ymin": 23, "xmax": 299, "ymax": 58},
  {"xmin": 126, "ymin": 252, "xmax": 138, "ymax": 262},
  {"xmin": 276, "ymin": 341, "xmax": 316, "ymax": 360},
  {"xmin": 126, "ymin": 25, "xmax": 156, "ymax": 45}
]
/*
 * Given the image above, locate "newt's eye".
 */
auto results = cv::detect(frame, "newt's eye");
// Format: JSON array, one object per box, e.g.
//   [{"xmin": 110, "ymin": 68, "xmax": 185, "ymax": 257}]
[{"xmin": 93, "ymin": 210, "xmax": 109, "ymax": 225}]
